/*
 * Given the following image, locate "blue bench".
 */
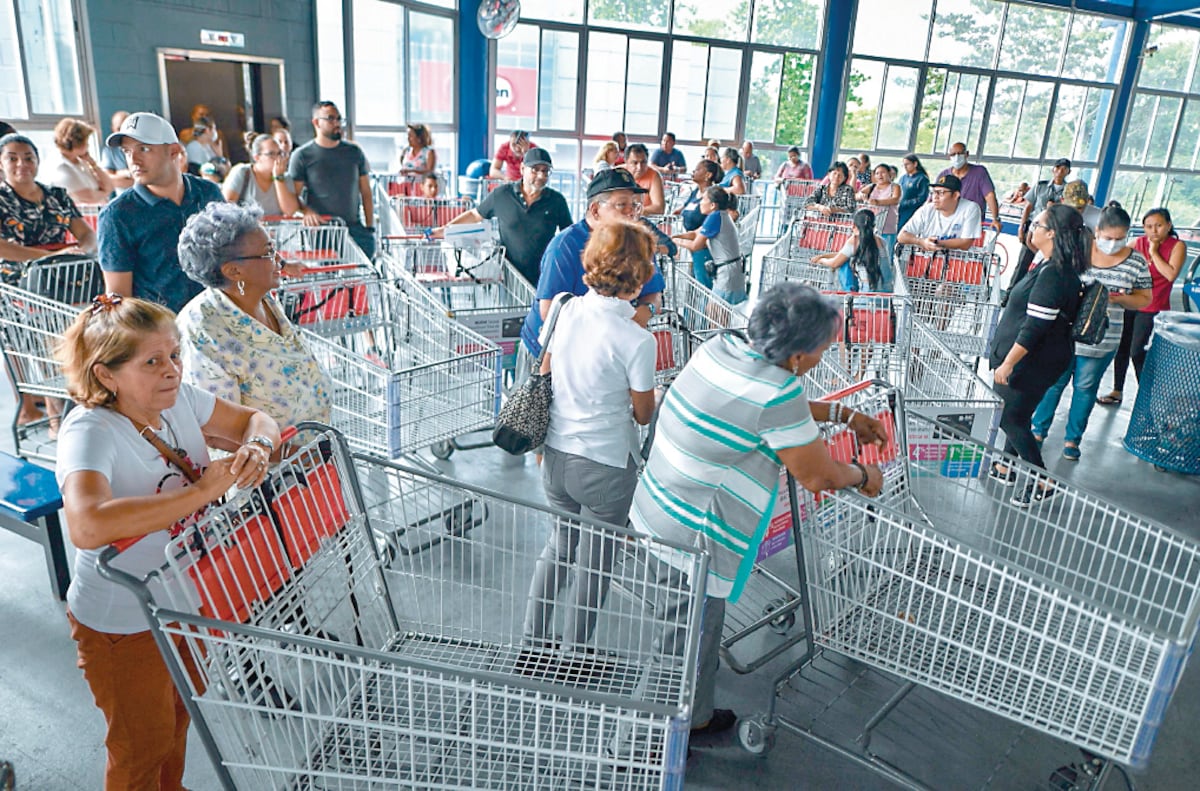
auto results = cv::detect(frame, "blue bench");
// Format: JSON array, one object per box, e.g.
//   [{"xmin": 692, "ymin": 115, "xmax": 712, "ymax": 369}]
[{"xmin": 0, "ymin": 451, "xmax": 68, "ymax": 600}]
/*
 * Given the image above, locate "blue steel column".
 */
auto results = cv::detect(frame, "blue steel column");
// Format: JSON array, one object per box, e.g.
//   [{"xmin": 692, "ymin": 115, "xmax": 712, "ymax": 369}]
[
  {"xmin": 458, "ymin": 8, "xmax": 490, "ymax": 172},
  {"xmin": 809, "ymin": 0, "xmax": 858, "ymax": 174},
  {"xmin": 1094, "ymin": 20, "xmax": 1150, "ymax": 204}
]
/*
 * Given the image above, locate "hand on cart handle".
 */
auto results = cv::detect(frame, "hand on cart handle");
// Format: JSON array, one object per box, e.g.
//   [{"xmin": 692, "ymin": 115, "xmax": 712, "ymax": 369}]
[
  {"xmin": 301, "ymin": 207, "xmax": 324, "ymax": 227},
  {"xmin": 857, "ymin": 462, "xmax": 885, "ymax": 497}
]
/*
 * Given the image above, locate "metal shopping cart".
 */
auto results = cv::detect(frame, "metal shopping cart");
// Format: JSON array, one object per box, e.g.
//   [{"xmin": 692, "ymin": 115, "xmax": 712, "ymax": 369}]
[
  {"xmin": 390, "ymin": 196, "xmax": 474, "ymax": 232},
  {"xmin": 262, "ymin": 217, "xmax": 375, "ymax": 274},
  {"xmin": 758, "ymin": 217, "xmax": 855, "ymax": 294},
  {"xmin": 274, "ymin": 273, "xmax": 501, "ymax": 461},
  {"xmin": 895, "ymin": 243, "xmax": 1002, "ymax": 361},
  {"xmin": 476, "ymin": 176, "xmax": 509, "ymax": 203},
  {"xmin": 0, "ymin": 282, "xmax": 81, "ymax": 461},
  {"xmin": 97, "ymin": 427, "xmax": 706, "ymax": 790},
  {"xmin": 737, "ymin": 382, "xmax": 1200, "ymax": 790},
  {"xmin": 779, "ymin": 178, "xmax": 822, "ymax": 228}
]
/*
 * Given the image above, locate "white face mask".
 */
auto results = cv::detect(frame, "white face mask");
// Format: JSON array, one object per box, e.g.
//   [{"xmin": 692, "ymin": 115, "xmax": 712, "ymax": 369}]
[
  {"xmin": 949, "ymin": 154, "xmax": 967, "ymax": 169},
  {"xmin": 1096, "ymin": 237, "xmax": 1126, "ymax": 255}
]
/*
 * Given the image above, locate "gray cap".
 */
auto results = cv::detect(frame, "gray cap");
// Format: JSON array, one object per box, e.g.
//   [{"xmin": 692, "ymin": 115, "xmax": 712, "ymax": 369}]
[{"xmin": 106, "ymin": 112, "xmax": 180, "ymax": 148}]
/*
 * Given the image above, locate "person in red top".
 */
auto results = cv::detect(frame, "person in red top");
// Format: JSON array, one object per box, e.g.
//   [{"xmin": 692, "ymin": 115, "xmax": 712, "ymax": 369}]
[
  {"xmin": 1098, "ymin": 207, "xmax": 1188, "ymax": 407},
  {"xmin": 490, "ymin": 130, "xmax": 533, "ymax": 181}
]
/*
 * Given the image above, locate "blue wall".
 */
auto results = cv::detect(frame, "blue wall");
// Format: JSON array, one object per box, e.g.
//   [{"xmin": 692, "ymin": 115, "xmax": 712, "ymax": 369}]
[{"xmin": 86, "ymin": 0, "xmax": 316, "ymax": 132}]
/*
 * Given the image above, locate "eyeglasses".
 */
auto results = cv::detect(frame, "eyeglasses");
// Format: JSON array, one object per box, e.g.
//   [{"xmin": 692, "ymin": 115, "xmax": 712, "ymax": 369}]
[
  {"xmin": 1029, "ymin": 221, "xmax": 1048, "ymax": 231},
  {"xmin": 231, "ymin": 247, "xmax": 281, "ymax": 263},
  {"xmin": 600, "ymin": 199, "xmax": 643, "ymax": 215}
]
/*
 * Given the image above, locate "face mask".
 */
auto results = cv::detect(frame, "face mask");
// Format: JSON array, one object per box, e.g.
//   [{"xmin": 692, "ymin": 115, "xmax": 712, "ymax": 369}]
[
  {"xmin": 1096, "ymin": 237, "xmax": 1126, "ymax": 255},
  {"xmin": 949, "ymin": 154, "xmax": 967, "ymax": 169}
]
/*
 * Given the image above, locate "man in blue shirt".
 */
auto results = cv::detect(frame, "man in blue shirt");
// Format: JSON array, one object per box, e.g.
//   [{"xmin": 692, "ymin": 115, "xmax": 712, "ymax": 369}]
[
  {"xmin": 99, "ymin": 112, "xmax": 223, "ymax": 312},
  {"xmin": 650, "ymin": 132, "xmax": 686, "ymax": 176},
  {"xmin": 521, "ymin": 168, "xmax": 666, "ymax": 356}
]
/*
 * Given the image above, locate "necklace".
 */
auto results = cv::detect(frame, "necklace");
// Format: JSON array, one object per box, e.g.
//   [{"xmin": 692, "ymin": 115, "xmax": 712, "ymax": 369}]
[{"xmin": 129, "ymin": 413, "xmax": 186, "ymax": 459}]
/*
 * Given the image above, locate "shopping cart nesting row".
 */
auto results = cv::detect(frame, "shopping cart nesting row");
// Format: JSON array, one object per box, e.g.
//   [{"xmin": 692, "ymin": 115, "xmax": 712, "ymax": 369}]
[
  {"xmin": 737, "ymin": 381, "xmax": 1200, "ymax": 789},
  {"xmin": 261, "ymin": 217, "xmax": 375, "ymax": 272},
  {"xmin": 272, "ymin": 271, "xmax": 501, "ymax": 461},
  {"xmin": 389, "ymin": 196, "xmax": 474, "ymax": 232},
  {"xmin": 895, "ymin": 243, "xmax": 1002, "ymax": 361},
  {"xmin": 97, "ymin": 427, "xmax": 707, "ymax": 790},
  {"xmin": 758, "ymin": 217, "xmax": 856, "ymax": 294},
  {"xmin": 779, "ymin": 178, "xmax": 822, "ymax": 227}
]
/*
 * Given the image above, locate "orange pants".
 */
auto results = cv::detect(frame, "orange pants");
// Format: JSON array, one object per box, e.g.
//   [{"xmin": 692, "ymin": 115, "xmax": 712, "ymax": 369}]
[{"xmin": 67, "ymin": 611, "xmax": 201, "ymax": 791}]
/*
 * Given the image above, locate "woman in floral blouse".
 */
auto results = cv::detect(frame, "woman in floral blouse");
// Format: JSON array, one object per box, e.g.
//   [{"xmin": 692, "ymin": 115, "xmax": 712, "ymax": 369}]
[
  {"xmin": 0, "ymin": 133, "xmax": 96, "ymax": 261},
  {"xmin": 176, "ymin": 202, "xmax": 332, "ymax": 437}
]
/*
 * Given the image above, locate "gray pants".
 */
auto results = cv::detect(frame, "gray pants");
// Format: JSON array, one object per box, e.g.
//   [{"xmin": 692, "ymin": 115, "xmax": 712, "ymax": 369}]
[{"xmin": 524, "ymin": 446, "xmax": 638, "ymax": 647}]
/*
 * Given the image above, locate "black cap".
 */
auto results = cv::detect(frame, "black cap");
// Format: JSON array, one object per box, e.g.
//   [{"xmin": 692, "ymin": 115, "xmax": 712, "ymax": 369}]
[
  {"xmin": 522, "ymin": 147, "xmax": 552, "ymax": 167},
  {"xmin": 586, "ymin": 168, "xmax": 648, "ymax": 200},
  {"xmin": 1054, "ymin": 158, "xmax": 1072, "ymax": 169},
  {"xmin": 933, "ymin": 173, "xmax": 962, "ymax": 192}
]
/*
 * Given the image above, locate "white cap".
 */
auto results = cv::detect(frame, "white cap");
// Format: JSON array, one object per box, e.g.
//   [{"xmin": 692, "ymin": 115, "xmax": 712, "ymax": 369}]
[{"xmin": 106, "ymin": 112, "xmax": 179, "ymax": 148}]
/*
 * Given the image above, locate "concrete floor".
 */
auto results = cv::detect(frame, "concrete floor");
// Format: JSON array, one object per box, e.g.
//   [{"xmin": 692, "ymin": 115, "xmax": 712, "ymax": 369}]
[{"xmin": 2, "ymin": 340, "xmax": 1199, "ymax": 790}]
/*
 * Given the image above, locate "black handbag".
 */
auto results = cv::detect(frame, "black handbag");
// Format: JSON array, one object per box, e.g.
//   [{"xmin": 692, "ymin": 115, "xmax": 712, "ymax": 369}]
[
  {"xmin": 1072, "ymin": 280, "xmax": 1110, "ymax": 345},
  {"xmin": 492, "ymin": 293, "xmax": 572, "ymax": 455}
]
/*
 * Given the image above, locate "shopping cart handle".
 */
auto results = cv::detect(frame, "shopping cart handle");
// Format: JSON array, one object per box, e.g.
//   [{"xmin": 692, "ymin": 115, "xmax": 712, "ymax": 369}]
[
  {"xmin": 819, "ymin": 380, "xmax": 884, "ymax": 401},
  {"xmin": 280, "ymin": 263, "xmax": 363, "ymax": 277}
]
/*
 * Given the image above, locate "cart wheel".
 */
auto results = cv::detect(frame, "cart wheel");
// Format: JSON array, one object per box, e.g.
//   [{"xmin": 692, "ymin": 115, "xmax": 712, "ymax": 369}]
[
  {"xmin": 763, "ymin": 599, "xmax": 796, "ymax": 635},
  {"xmin": 430, "ymin": 440, "xmax": 455, "ymax": 460},
  {"xmin": 737, "ymin": 717, "xmax": 775, "ymax": 756},
  {"xmin": 373, "ymin": 528, "xmax": 398, "ymax": 566}
]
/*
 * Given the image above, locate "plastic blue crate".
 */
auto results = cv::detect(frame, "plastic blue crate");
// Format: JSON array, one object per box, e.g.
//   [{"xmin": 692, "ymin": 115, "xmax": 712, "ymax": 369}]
[{"xmin": 1124, "ymin": 312, "xmax": 1200, "ymax": 474}]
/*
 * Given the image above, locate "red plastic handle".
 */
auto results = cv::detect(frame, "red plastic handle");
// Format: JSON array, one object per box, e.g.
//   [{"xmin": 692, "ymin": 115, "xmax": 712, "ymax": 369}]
[
  {"xmin": 818, "ymin": 380, "xmax": 880, "ymax": 402},
  {"xmin": 279, "ymin": 263, "xmax": 363, "ymax": 277}
]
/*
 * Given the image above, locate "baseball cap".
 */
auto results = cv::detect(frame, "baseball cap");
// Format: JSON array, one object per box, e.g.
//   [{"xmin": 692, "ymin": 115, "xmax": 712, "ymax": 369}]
[
  {"xmin": 522, "ymin": 148, "xmax": 553, "ymax": 168},
  {"xmin": 586, "ymin": 168, "xmax": 648, "ymax": 201},
  {"xmin": 932, "ymin": 173, "xmax": 962, "ymax": 192},
  {"xmin": 106, "ymin": 112, "xmax": 180, "ymax": 148},
  {"xmin": 1054, "ymin": 158, "xmax": 1072, "ymax": 169},
  {"xmin": 1062, "ymin": 179, "xmax": 1090, "ymax": 210}
]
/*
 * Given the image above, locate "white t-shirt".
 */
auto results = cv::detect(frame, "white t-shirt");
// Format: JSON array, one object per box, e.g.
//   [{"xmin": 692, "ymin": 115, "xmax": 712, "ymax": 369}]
[
  {"xmin": 51, "ymin": 159, "xmax": 100, "ymax": 196},
  {"xmin": 545, "ymin": 292, "xmax": 657, "ymax": 468},
  {"xmin": 56, "ymin": 384, "xmax": 216, "ymax": 634},
  {"xmin": 900, "ymin": 199, "xmax": 982, "ymax": 243}
]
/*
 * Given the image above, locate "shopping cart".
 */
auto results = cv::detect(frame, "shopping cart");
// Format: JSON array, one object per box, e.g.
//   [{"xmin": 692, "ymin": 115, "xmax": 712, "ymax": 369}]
[
  {"xmin": 390, "ymin": 196, "xmax": 474, "ymax": 232},
  {"xmin": 379, "ymin": 235, "xmax": 505, "ymax": 289},
  {"xmin": 895, "ymin": 244, "xmax": 1002, "ymax": 360},
  {"xmin": 660, "ymin": 260, "xmax": 748, "ymax": 337},
  {"xmin": 375, "ymin": 173, "xmax": 424, "ymax": 197},
  {"xmin": 476, "ymin": 176, "xmax": 509, "ymax": 203},
  {"xmin": 737, "ymin": 382, "xmax": 1200, "ymax": 789},
  {"xmin": 758, "ymin": 218, "xmax": 855, "ymax": 294},
  {"xmin": 0, "ymin": 283, "xmax": 80, "ymax": 461},
  {"xmin": 96, "ymin": 427, "xmax": 706, "ymax": 790},
  {"xmin": 262, "ymin": 217, "xmax": 375, "ymax": 273},
  {"xmin": 780, "ymin": 178, "xmax": 822, "ymax": 227},
  {"xmin": 275, "ymin": 274, "xmax": 501, "ymax": 460}
]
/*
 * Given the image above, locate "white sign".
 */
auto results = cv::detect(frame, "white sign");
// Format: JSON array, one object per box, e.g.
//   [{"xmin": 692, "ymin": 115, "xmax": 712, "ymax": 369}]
[{"xmin": 201, "ymin": 30, "xmax": 245, "ymax": 48}]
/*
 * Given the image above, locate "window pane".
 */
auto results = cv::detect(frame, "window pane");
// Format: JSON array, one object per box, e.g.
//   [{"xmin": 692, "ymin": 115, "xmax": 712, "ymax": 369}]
[
  {"xmin": 1047, "ymin": 85, "xmax": 1109, "ymax": 164},
  {"xmin": 17, "ymin": 0, "xmax": 82, "ymax": 114},
  {"xmin": 998, "ymin": 3, "xmax": 1069, "ymax": 77},
  {"xmin": 776, "ymin": 52, "xmax": 814, "ymax": 145},
  {"xmin": 1172, "ymin": 100, "xmax": 1200, "ymax": 171},
  {"xmin": 745, "ymin": 51, "xmax": 784, "ymax": 143},
  {"xmin": 1062, "ymin": 14, "xmax": 1126, "ymax": 83},
  {"xmin": 625, "ymin": 39, "xmax": 663, "ymax": 135},
  {"xmin": 853, "ymin": 0, "xmax": 930, "ymax": 60},
  {"xmin": 588, "ymin": 0, "xmax": 668, "ymax": 33},
  {"xmin": 703, "ymin": 47, "xmax": 742, "ymax": 141},
  {"xmin": 0, "ymin": 0, "xmax": 27, "ymax": 119},
  {"xmin": 667, "ymin": 42, "xmax": 709, "ymax": 140},
  {"xmin": 674, "ymin": 0, "xmax": 750, "ymax": 42},
  {"xmin": 584, "ymin": 32, "xmax": 627, "ymax": 135},
  {"xmin": 878, "ymin": 64, "xmax": 919, "ymax": 150},
  {"xmin": 353, "ymin": 0, "xmax": 404, "ymax": 127},
  {"xmin": 1139, "ymin": 24, "xmax": 1200, "ymax": 92},
  {"xmin": 1120, "ymin": 94, "xmax": 1154, "ymax": 166},
  {"xmin": 1147, "ymin": 95, "xmax": 1182, "ymax": 169},
  {"xmin": 752, "ymin": 0, "xmax": 822, "ymax": 49},
  {"xmin": 1110, "ymin": 170, "xmax": 1163, "ymax": 218},
  {"xmin": 927, "ymin": 0, "xmax": 1001, "ymax": 69},
  {"xmin": 496, "ymin": 24, "xmax": 538, "ymax": 131},
  {"xmin": 916, "ymin": 69, "xmax": 988, "ymax": 155},
  {"xmin": 519, "ymin": 0, "xmax": 584, "ymax": 23},
  {"xmin": 408, "ymin": 13, "xmax": 454, "ymax": 125},
  {"xmin": 986, "ymin": 163, "xmax": 1039, "ymax": 201},
  {"xmin": 842, "ymin": 59, "xmax": 885, "ymax": 151},
  {"xmin": 539, "ymin": 30, "xmax": 579, "ymax": 131},
  {"xmin": 1012, "ymin": 80, "xmax": 1053, "ymax": 159},
  {"xmin": 984, "ymin": 78, "xmax": 1022, "ymax": 159},
  {"xmin": 1165, "ymin": 174, "xmax": 1200, "ymax": 228}
]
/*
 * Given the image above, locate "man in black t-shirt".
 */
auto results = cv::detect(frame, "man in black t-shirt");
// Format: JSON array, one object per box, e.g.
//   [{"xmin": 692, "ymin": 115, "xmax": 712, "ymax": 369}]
[{"xmin": 442, "ymin": 148, "xmax": 572, "ymax": 285}]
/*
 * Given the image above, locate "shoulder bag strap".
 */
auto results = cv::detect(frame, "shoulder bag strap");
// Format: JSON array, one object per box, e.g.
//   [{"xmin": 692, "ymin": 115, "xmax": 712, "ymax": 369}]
[
  {"xmin": 534, "ymin": 292, "xmax": 574, "ymax": 369},
  {"xmin": 137, "ymin": 424, "xmax": 202, "ymax": 484}
]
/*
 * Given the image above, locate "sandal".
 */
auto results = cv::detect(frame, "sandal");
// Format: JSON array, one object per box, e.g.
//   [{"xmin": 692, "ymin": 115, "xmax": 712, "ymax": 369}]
[{"xmin": 1096, "ymin": 392, "xmax": 1122, "ymax": 406}]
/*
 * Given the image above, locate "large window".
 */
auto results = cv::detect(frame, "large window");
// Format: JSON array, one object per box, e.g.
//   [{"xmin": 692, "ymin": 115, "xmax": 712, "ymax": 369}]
[
  {"xmin": 1113, "ymin": 23, "xmax": 1200, "ymax": 224},
  {"xmin": 1, "ymin": 0, "xmax": 90, "ymax": 123}
]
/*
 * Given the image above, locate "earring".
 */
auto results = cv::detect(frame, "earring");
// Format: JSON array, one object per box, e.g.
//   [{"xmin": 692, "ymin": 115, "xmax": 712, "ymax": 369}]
[
  {"xmin": 237, "ymin": 280, "xmax": 246, "ymax": 296},
  {"xmin": 792, "ymin": 361, "xmax": 801, "ymax": 376}
]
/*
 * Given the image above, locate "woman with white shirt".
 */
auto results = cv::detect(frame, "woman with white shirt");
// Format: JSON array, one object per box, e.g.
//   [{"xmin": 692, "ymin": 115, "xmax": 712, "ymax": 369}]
[
  {"xmin": 51, "ymin": 118, "xmax": 114, "ymax": 205},
  {"xmin": 524, "ymin": 221, "xmax": 657, "ymax": 649}
]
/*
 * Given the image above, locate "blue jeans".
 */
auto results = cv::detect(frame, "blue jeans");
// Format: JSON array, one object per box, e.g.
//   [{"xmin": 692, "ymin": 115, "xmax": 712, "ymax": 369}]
[
  {"xmin": 1031, "ymin": 351, "xmax": 1116, "ymax": 445},
  {"xmin": 348, "ymin": 222, "xmax": 377, "ymax": 260}
]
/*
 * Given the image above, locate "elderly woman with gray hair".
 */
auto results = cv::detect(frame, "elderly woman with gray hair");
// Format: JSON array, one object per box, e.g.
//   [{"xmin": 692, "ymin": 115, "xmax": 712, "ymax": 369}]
[
  {"xmin": 629, "ymin": 281, "xmax": 887, "ymax": 740},
  {"xmin": 175, "ymin": 202, "xmax": 331, "ymax": 437}
]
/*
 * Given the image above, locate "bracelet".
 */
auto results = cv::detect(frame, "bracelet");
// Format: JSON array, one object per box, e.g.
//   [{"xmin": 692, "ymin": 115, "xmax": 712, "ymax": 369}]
[{"xmin": 848, "ymin": 459, "xmax": 870, "ymax": 491}]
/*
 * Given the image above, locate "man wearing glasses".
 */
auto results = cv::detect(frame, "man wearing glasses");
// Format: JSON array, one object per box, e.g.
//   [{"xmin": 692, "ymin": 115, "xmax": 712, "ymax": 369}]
[
  {"xmin": 520, "ymin": 168, "xmax": 668, "ymax": 358},
  {"xmin": 896, "ymin": 173, "xmax": 982, "ymax": 252},
  {"xmin": 287, "ymin": 101, "xmax": 376, "ymax": 259},
  {"xmin": 443, "ymin": 148, "xmax": 572, "ymax": 287},
  {"xmin": 98, "ymin": 112, "xmax": 224, "ymax": 312}
]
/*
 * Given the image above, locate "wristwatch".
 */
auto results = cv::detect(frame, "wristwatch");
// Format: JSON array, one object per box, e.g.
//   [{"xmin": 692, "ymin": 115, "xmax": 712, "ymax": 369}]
[
  {"xmin": 246, "ymin": 435, "xmax": 275, "ymax": 455},
  {"xmin": 849, "ymin": 459, "xmax": 870, "ymax": 491},
  {"xmin": 632, "ymin": 300, "xmax": 657, "ymax": 317}
]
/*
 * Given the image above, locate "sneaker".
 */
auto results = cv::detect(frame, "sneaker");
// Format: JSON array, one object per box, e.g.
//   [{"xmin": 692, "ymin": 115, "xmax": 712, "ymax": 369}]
[
  {"xmin": 988, "ymin": 462, "xmax": 1016, "ymax": 485},
  {"xmin": 1012, "ymin": 484, "xmax": 1035, "ymax": 508},
  {"xmin": 1035, "ymin": 484, "xmax": 1060, "ymax": 503},
  {"xmin": 1062, "ymin": 444, "xmax": 1081, "ymax": 461}
]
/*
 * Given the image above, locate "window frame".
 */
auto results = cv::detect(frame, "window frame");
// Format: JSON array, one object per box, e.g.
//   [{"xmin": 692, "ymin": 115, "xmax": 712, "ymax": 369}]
[{"xmin": 2, "ymin": 0, "xmax": 97, "ymax": 130}]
